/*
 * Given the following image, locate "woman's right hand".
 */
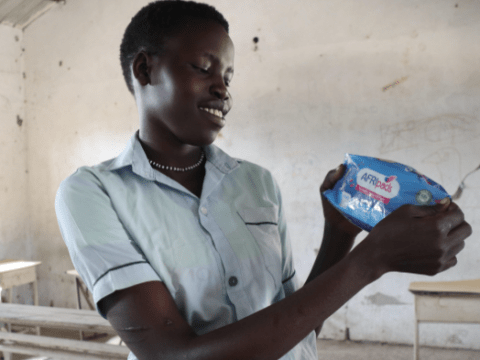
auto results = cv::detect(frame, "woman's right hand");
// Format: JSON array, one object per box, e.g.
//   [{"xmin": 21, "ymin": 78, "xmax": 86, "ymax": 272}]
[{"xmin": 356, "ymin": 199, "xmax": 472, "ymax": 277}]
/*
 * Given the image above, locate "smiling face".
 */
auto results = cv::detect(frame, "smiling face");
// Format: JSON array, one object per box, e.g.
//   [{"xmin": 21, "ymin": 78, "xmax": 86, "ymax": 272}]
[{"xmin": 135, "ymin": 18, "xmax": 234, "ymax": 149}]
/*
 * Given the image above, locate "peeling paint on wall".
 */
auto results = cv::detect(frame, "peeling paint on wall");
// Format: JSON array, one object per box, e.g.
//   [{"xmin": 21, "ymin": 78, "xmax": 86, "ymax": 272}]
[
  {"xmin": 365, "ymin": 292, "xmax": 406, "ymax": 306},
  {"xmin": 253, "ymin": 36, "xmax": 259, "ymax": 51},
  {"xmin": 447, "ymin": 334, "xmax": 463, "ymax": 344},
  {"xmin": 382, "ymin": 76, "xmax": 408, "ymax": 91}
]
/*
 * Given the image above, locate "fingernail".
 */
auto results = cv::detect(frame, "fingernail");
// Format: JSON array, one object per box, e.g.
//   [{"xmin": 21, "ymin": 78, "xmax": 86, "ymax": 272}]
[
  {"xmin": 335, "ymin": 165, "xmax": 342, "ymax": 174},
  {"xmin": 440, "ymin": 197, "xmax": 450, "ymax": 205}
]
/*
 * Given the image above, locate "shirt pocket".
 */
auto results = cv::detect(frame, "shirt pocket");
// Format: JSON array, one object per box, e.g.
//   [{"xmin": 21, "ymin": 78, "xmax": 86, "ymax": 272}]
[{"xmin": 238, "ymin": 206, "xmax": 282, "ymax": 289}]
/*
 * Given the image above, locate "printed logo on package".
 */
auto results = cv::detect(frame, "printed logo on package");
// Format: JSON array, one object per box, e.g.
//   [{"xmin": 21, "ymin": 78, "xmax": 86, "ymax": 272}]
[{"xmin": 356, "ymin": 168, "xmax": 400, "ymax": 204}]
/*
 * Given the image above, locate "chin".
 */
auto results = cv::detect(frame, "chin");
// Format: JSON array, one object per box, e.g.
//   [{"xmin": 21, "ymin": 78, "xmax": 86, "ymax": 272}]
[{"xmin": 186, "ymin": 132, "xmax": 219, "ymax": 147}]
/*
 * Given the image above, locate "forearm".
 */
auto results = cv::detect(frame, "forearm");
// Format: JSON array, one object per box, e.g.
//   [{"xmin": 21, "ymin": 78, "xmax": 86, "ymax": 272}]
[
  {"xmin": 306, "ymin": 222, "xmax": 357, "ymax": 284},
  {"xmin": 136, "ymin": 248, "xmax": 379, "ymax": 360},
  {"xmin": 304, "ymin": 222, "xmax": 357, "ymax": 336}
]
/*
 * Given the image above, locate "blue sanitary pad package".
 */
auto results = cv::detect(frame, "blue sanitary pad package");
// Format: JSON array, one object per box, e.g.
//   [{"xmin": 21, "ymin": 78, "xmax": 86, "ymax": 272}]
[{"xmin": 323, "ymin": 154, "xmax": 450, "ymax": 232}]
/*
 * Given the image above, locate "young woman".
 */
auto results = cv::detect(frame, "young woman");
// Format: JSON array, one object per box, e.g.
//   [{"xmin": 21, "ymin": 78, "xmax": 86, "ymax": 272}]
[{"xmin": 55, "ymin": 1, "xmax": 472, "ymax": 359}]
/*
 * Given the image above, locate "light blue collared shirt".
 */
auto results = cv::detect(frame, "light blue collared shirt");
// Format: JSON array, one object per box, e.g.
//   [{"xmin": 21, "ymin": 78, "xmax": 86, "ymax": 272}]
[{"xmin": 55, "ymin": 131, "xmax": 317, "ymax": 360}]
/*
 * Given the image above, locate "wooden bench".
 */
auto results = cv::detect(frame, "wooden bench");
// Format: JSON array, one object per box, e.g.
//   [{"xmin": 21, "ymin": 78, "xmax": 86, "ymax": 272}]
[{"xmin": 0, "ymin": 303, "xmax": 129, "ymax": 360}]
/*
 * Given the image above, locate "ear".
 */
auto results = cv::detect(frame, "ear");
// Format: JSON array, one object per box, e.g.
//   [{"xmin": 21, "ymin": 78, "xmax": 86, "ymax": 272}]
[{"xmin": 132, "ymin": 51, "xmax": 152, "ymax": 87}]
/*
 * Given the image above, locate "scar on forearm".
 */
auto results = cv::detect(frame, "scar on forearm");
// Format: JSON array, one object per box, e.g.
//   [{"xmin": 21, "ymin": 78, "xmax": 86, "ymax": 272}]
[
  {"xmin": 120, "ymin": 326, "xmax": 150, "ymax": 332},
  {"xmin": 117, "ymin": 326, "xmax": 151, "ymax": 344},
  {"xmin": 120, "ymin": 318, "xmax": 174, "ymax": 332}
]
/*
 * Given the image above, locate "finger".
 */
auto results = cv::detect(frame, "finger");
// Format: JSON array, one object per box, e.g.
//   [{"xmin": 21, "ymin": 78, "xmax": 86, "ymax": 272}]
[
  {"xmin": 447, "ymin": 201, "xmax": 459, "ymax": 212},
  {"xmin": 436, "ymin": 204, "xmax": 467, "ymax": 233},
  {"xmin": 442, "ymin": 256, "xmax": 458, "ymax": 272},
  {"xmin": 420, "ymin": 257, "xmax": 458, "ymax": 275},
  {"xmin": 445, "ymin": 240, "xmax": 466, "ymax": 259},
  {"xmin": 406, "ymin": 197, "xmax": 451, "ymax": 218},
  {"xmin": 320, "ymin": 164, "xmax": 345, "ymax": 193},
  {"xmin": 447, "ymin": 220, "xmax": 473, "ymax": 242}
]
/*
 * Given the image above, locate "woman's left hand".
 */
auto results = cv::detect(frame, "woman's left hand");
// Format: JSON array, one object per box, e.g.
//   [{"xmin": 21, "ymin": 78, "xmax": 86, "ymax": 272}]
[{"xmin": 320, "ymin": 164, "xmax": 362, "ymax": 237}]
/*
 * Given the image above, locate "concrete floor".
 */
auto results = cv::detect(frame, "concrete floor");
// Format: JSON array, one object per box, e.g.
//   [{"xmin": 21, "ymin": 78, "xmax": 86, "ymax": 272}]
[
  {"xmin": 316, "ymin": 339, "xmax": 480, "ymax": 360},
  {"xmin": 3, "ymin": 328, "xmax": 480, "ymax": 360},
  {"xmin": 8, "ymin": 341, "xmax": 480, "ymax": 359}
]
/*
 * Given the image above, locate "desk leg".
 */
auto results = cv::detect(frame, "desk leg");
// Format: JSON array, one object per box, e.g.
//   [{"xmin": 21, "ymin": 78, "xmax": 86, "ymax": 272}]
[
  {"xmin": 79, "ymin": 284, "xmax": 95, "ymax": 310},
  {"xmin": 6, "ymin": 289, "xmax": 12, "ymax": 333},
  {"xmin": 4, "ymin": 289, "xmax": 13, "ymax": 360},
  {"xmin": 76, "ymin": 278, "xmax": 82, "ymax": 310},
  {"xmin": 413, "ymin": 295, "xmax": 419, "ymax": 360},
  {"xmin": 33, "ymin": 279, "xmax": 38, "ymax": 306},
  {"xmin": 75, "ymin": 278, "xmax": 84, "ymax": 341},
  {"xmin": 32, "ymin": 279, "xmax": 41, "ymax": 335},
  {"xmin": 0, "ymin": 290, "xmax": 12, "ymax": 360},
  {"xmin": 414, "ymin": 319, "xmax": 419, "ymax": 360}
]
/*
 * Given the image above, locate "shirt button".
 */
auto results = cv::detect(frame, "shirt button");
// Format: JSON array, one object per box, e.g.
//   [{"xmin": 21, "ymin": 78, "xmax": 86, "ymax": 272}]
[
  {"xmin": 200, "ymin": 207, "xmax": 208, "ymax": 215},
  {"xmin": 228, "ymin": 276, "xmax": 238, "ymax": 287}
]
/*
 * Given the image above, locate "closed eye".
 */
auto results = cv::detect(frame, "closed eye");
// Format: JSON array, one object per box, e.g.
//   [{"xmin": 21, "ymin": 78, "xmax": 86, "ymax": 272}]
[
  {"xmin": 191, "ymin": 64, "xmax": 209, "ymax": 74},
  {"xmin": 191, "ymin": 64, "xmax": 231, "ymax": 87}
]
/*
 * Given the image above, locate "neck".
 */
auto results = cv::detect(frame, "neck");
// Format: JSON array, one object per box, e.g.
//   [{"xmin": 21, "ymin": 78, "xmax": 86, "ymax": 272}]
[{"xmin": 138, "ymin": 127, "xmax": 204, "ymax": 170}]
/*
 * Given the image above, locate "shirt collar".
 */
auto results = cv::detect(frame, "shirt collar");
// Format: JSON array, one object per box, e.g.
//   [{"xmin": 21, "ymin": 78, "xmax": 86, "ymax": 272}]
[{"xmin": 104, "ymin": 130, "xmax": 240, "ymax": 180}]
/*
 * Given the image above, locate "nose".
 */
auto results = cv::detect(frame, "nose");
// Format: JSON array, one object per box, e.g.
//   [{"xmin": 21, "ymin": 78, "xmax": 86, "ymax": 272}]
[{"xmin": 210, "ymin": 79, "xmax": 230, "ymax": 102}]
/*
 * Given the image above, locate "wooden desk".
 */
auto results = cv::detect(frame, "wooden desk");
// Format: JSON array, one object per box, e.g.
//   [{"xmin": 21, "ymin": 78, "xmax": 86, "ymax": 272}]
[
  {"xmin": 0, "ymin": 259, "xmax": 41, "ymax": 305},
  {"xmin": 0, "ymin": 259, "xmax": 42, "ymax": 337},
  {"xmin": 409, "ymin": 279, "xmax": 480, "ymax": 360}
]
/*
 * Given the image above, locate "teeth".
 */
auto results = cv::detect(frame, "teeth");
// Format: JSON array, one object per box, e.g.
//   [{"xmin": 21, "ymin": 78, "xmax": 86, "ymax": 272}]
[{"xmin": 200, "ymin": 107, "xmax": 223, "ymax": 118}]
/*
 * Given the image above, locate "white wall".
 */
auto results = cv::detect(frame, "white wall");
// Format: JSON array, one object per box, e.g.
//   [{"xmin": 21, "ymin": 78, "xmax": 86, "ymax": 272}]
[
  {"xmin": 21, "ymin": 0, "xmax": 480, "ymax": 348},
  {"xmin": 0, "ymin": 24, "xmax": 32, "ymax": 303}
]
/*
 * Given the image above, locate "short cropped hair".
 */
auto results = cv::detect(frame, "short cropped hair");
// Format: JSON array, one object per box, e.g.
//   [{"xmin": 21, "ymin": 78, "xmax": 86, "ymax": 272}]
[{"xmin": 120, "ymin": 0, "xmax": 229, "ymax": 95}]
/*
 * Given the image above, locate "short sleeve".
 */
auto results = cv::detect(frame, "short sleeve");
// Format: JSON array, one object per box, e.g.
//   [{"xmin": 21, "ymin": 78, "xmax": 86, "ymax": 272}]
[
  {"xmin": 55, "ymin": 168, "xmax": 161, "ymax": 317},
  {"xmin": 272, "ymin": 176, "xmax": 300, "ymax": 297}
]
